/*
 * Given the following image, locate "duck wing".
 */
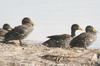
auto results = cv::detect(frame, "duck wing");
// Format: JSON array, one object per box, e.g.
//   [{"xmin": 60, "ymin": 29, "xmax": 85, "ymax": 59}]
[
  {"xmin": 43, "ymin": 34, "xmax": 72, "ymax": 48},
  {"xmin": 47, "ymin": 34, "xmax": 71, "ymax": 40},
  {"xmin": 70, "ymin": 33, "xmax": 86, "ymax": 47},
  {"xmin": 4, "ymin": 24, "xmax": 33, "ymax": 41}
]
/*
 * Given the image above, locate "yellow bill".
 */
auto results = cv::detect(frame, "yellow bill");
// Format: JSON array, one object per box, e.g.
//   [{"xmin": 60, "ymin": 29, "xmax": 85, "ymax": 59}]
[
  {"xmin": 78, "ymin": 27, "xmax": 83, "ymax": 31},
  {"xmin": 30, "ymin": 21, "xmax": 36, "ymax": 26},
  {"xmin": 93, "ymin": 29, "xmax": 97, "ymax": 32}
]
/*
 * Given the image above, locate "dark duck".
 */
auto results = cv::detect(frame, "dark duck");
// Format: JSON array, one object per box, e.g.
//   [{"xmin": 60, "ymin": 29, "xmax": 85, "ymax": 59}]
[
  {"xmin": 70, "ymin": 25, "xmax": 97, "ymax": 49},
  {"xmin": 43, "ymin": 24, "xmax": 83, "ymax": 48},
  {"xmin": 3, "ymin": 17, "xmax": 35, "ymax": 46},
  {"xmin": 0, "ymin": 23, "xmax": 12, "ymax": 38}
]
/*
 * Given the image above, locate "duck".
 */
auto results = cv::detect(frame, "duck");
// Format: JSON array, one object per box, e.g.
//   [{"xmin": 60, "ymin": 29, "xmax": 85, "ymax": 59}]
[
  {"xmin": 0, "ymin": 23, "xmax": 12, "ymax": 37},
  {"xmin": 3, "ymin": 17, "xmax": 35, "ymax": 46},
  {"xmin": 70, "ymin": 25, "xmax": 97, "ymax": 49},
  {"xmin": 43, "ymin": 24, "xmax": 83, "ymax": 48}
]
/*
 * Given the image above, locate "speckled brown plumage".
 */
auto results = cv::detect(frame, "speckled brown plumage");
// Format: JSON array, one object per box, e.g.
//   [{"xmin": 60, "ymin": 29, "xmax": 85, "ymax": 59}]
[
  {"xmin": 0, "ymin": 24, "xmax": 12, "ymax": 38},
  {"xmin": 4, "ymin": 17, "xmax": 35, "ymax": 46},
  {"xmin": 70, "ymin": 26, "xmax": 97, "ymax": 49},
  {"xmin": 43, "ymin": 24, "xmax": 83, "ymax": 48}
]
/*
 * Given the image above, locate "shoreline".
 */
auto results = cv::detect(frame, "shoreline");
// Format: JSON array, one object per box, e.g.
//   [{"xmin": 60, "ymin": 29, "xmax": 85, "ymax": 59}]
[{"xmin": 0, "ymin": 40, "xmax": 100, "ymax": 66}]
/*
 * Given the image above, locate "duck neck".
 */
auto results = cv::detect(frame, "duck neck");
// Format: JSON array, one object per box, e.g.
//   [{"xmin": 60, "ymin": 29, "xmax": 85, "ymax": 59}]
[
  {"xmin": 3, "ymin": 28, "xmax": 7, "ymax": 31},
  {"xmin": 71, "ymin": 29, "xmax": 76, "ymax": 37}
]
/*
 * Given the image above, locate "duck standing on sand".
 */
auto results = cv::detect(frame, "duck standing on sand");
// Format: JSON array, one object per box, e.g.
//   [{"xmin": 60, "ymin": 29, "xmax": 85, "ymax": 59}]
[
  {"xmin": 0, "ymin": 24, "xmax": 12, "ymax": 38},
  {"xmin": 70, "ymin": 25, "xmax": 97, "ymax": 49},
  {"xmin": 43, "ymin": 24, "xmax": 83, "ymax": 48},
  {"xmin": 3, "ymin": 17, "xmax": 35, "ymax": 46}
]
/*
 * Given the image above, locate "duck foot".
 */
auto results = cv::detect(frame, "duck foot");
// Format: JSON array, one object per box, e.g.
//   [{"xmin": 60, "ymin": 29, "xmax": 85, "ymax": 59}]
[
  {"xmin": 20, "ymin": 44, "xmax": 27, "ymax": 47},
  {"xmin": 19, "ymin": 39, "xmax": 27, "ymax": 47}
]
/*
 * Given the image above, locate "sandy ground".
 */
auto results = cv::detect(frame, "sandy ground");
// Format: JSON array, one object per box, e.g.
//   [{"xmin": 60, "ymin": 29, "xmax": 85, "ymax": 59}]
[{"xmin": 0, "ymin": 40, "xmax": 100, "ymax": 66}]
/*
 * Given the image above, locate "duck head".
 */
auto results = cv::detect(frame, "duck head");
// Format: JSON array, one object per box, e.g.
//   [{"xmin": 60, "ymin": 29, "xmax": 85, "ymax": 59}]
[
  {"xmin": 86, "ymin": 26, "xmax": 97, "ymax": 33},
  {"xmin": 3, "ymin": 23, "xmax": 12, "ymax": 31},
  {"xmin": 22, "ymin": 17, "xmax": 35, "ymax": 26}
]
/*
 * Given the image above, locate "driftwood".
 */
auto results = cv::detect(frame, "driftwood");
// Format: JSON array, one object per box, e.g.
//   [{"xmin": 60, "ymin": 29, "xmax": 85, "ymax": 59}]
[{"xmin": 0, "ymin": 40, "xmax": 100, "ymax": 66}]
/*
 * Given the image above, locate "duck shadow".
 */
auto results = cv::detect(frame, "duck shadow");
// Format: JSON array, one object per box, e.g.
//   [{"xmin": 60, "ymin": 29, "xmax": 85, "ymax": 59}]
[
  {"xmin": 0, "ymin": 40, "xmax": 16, "ymax": 45},
  {"xmin": 0, "ymin": 41, "xmax": 3, "ymax": 43}
]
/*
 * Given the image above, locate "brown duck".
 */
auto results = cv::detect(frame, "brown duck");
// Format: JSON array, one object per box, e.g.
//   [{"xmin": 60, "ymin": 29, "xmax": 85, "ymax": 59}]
[
  {"xmin": 3, "ymin": 17, "xmax": 35, "ymax": 46},
  {"xmin": 0, "ymin": 23, "xmax": 12, "ymax": 38},
  {"xmin": 70, "ymin": 25, "xmax": 97, "ymax": 49},
  {"xmin": 43, "ymin": 24, "xmax": 83, "ymax": 48}
]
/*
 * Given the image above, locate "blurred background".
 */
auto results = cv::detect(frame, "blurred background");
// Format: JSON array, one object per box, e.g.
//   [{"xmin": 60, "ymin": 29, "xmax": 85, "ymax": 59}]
[{"xmin": 0, "ymin": 0, "xmax": 100, "ymax": 48}]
